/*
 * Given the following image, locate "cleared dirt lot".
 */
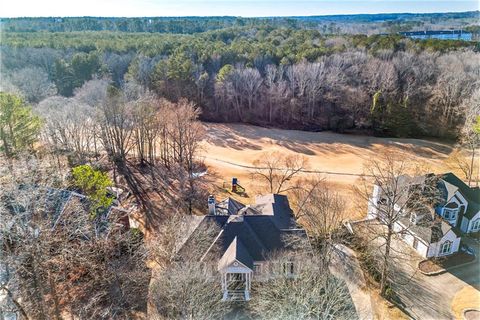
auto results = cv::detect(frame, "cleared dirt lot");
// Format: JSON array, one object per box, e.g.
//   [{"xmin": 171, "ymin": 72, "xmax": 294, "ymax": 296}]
[{"xmin": 200, "ymin": 123, "xmax": 454, "ymax": 216}]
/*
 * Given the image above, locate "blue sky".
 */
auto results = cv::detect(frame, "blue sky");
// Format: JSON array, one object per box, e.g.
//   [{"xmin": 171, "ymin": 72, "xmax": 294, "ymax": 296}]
[{"xmin": 3, "ymin": 0, "xmax": 478, "ymax": 17}]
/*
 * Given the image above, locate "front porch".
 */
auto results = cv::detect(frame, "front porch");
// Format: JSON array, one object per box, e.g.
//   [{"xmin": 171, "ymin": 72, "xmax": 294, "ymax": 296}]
[{"xmin": 221, "ymin": 271, "xmax": 252, "ymax": 301}]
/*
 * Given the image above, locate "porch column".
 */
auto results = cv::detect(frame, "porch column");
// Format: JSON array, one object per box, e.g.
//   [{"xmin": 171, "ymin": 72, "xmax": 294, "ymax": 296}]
[
  {"xmin": 221, "ymin": 272, "xmax": 226, "ymax": 291},
  {"xmin": 245, "ymin": 272, "xmax": 251, "ymax": 300},
  {"xmin": 222, "ymin": 272, "xmax": 228, "ymax": 301}
]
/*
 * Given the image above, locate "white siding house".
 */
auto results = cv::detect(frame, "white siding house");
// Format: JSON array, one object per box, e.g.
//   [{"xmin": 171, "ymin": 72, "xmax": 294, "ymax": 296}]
[
  {"xmin": 438, "ymin": 173, "xmax": 480, "ymax": 234},
  {"xmin": 426, "ymin": 229, "xmax": 461, "ymax": 258},
  {"xmin": 367, "ymin": 174, "xmax": 466, "ymax": 259}
]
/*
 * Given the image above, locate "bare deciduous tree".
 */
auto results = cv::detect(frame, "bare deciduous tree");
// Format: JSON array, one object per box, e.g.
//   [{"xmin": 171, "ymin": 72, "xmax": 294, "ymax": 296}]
[
  {"xmin": 99, "ymin": 87, "xmax": 135, "ymax": 163},
  {"xmin": 148, "ymin": 215, "xmax": 230, "ymax": 320},
  {"xmin": 291, "ymin": 178, "xmax": 347, "ymax": 266},
  {"xmin": 251, "ymin": 152, "xmax": 308, "ymax": 194},
  {"xmin": 1, "ymin": 158, "xmax": 150, "ymax": 320},
  {"xmin": 354, "ymin": 152, "xmax": 441, "ymax": 297},
  {"xmin": 250, "ymin": 253, "xmax": 356, "ymax": 320},
  {"xmin": 37, "ymin": 96, "xmax": 100, "ymax": 163},
  {"xmin": 459, "ymin": 88, "xmax": 480, "ymax": 186},
  {"xmin": 10, "ymin": 67, "xmax": 56, "ymax": 103}
]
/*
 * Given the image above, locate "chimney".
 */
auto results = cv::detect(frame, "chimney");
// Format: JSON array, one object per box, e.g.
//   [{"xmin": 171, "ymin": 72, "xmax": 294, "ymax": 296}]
[{"xmin": 208, "ymin": 195, "xmax": 216, "ymax": 215}]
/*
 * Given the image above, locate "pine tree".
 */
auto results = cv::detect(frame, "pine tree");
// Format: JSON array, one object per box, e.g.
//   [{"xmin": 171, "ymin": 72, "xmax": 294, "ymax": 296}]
[{"xmin": 0, "ymin": 92, "xmax": 42, "ymax": 158}]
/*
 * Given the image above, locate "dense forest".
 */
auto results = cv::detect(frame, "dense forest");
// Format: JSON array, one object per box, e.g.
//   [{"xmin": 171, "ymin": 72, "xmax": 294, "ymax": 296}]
[
  {"xmin": 1, "ymin": 15, "xmax": 479, "ymax": 138},
  {"xmin": 2, "ymin": 12, "xmax": 479, "ymax": 34}
]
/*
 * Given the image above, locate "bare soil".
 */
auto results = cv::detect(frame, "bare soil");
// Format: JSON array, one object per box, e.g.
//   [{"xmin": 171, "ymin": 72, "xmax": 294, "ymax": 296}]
[{"xmin": 465, "ymin": 310, "xmax": 480, "ymax": 320}]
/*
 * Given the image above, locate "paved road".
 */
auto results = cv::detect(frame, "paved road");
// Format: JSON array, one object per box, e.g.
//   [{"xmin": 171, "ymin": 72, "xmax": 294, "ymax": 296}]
[{"xmin": 330, "ymin": 244, "xmax": 374, "ymax": 320}]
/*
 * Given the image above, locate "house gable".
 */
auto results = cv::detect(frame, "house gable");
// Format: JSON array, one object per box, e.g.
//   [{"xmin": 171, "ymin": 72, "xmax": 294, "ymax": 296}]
[
  {"xmin": 427, "ymin": 227, "xmax": 461, "ymax": 258},
  {"xmin": 438, "ymin": 173, "xmax": 480, "ymax": 232},
  {"xmin": 436, "ymin": 190, "xmax": 468, "ymax": 228},
  {"xmin": 467, "ymin": 211, "xmax": 480, "ymax": 233}
]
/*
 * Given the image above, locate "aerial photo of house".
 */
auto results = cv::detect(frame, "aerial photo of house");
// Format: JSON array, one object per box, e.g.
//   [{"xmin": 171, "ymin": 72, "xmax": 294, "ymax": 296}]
[{"xmin": 1, "ymin": 1, "xmax": 479, "ymax": 319}]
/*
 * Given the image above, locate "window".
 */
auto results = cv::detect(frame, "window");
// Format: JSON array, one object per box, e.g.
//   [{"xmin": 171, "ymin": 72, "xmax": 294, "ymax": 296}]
[
  {"xmin": 443, "ymin": 208, "xmax": 458, "ymax": 221},
  {"xmin": 253, "ymin": 263, "xmax": 262, "ymax": 275},
  {"xmin": 378, "ymin": 198, "xmax": 387, "ymax": 205},
  {"xmin": 441, "ymin": 241, "xmax": 452, "ymax": 255},
  {"xmin": 283, "ymin": 262, "xmax": 294, "ymax": 276},
  {"xmin": 472, "ymin": 219, "xmax": 480, "ymax": 231}
]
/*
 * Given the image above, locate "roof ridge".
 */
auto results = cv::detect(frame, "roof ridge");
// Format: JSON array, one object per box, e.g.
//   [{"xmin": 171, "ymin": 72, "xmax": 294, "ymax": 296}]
[{"xmin": 199, "ymin": 217, "xmax": 229, "ymax": 262}]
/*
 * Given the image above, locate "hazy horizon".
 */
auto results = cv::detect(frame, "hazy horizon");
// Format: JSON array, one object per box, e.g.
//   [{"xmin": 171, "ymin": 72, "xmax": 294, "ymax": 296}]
[{"xmin": 2, "ymin": 0, "xmax": 478, "ymax": 18}]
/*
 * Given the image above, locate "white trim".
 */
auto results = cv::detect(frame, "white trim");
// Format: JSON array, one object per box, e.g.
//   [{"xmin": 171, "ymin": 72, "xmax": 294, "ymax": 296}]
[
  {"xmin": 440, "ymin": 240, "xmax": 452, "ymax": 255},
  {"xmin": 442, "ymin": 207, "xmax": 458, "ymax": 222},
  {"xmin": 253, "ymin": 262, "xmax": 262, "ymax": 275},
  {"xmin": 471, "ymin": 218, "xmax": 480, "ymax": 232},
  {"xmin": 283, "ymin": 261, "xmax": 295, "ymax": 277}
]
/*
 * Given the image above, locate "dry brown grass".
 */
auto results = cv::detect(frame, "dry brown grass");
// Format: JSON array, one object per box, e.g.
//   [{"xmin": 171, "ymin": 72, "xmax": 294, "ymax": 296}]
[
  {"xmin": 451, "ymin": 285, "xmax": 480, "ymax": 320},
  {"xmin": 369, "ymin": 289, "xmax": 410, "ymax": 320},
  {"xmin": 201, "ymin": 123, "xmax": 452, "ymax": 219}
]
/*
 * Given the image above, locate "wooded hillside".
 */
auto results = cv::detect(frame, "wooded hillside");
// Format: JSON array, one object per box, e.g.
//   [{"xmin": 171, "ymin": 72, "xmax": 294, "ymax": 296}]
[{"xmin": 1, "ymin": 16, "xmax": 479, "ymax": 138}]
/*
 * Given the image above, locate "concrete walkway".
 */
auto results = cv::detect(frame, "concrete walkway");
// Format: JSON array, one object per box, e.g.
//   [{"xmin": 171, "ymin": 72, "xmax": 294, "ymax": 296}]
[{"xmin": 330, "ymin": 244, "xmax": 374, "ymax": 320}]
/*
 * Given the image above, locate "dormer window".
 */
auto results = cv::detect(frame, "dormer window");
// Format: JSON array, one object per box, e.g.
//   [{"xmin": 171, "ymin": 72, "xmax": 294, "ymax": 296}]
[{"xmin": 443, "ymin": 208, "xmax": 458, "ymax": 221}]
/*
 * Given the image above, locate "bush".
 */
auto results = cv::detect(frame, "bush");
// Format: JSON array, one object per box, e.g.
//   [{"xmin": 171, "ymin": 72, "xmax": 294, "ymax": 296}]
[{"xmin": 72, "ymin": 164, "xmax": 113, "ymax": 216}]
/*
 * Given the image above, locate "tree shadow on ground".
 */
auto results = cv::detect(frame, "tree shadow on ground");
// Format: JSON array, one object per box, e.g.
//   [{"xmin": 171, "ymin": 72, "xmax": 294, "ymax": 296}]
[
  {"xmin": 391, "ymin": 261, "xmax": 454, "ymax": 320},
  {"xmin": 204, "ymin": 123, "xmax": 453, "ymax": 159}
]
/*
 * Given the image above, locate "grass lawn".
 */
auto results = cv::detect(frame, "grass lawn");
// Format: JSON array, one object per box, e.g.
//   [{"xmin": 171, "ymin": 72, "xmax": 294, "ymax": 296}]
[{"xmin": 451, "ymin": 286, "xmax": 480, "ymax": 320}]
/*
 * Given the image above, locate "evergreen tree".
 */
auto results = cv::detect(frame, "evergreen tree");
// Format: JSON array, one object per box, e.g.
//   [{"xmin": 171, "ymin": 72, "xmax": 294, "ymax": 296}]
[
  {"xmin": 0, "ymin": 92, "xmax": 41, "ymax": 158},
  {"xmin": 72, "ymin": 164, "xmax": 114, "ymax": 216}
]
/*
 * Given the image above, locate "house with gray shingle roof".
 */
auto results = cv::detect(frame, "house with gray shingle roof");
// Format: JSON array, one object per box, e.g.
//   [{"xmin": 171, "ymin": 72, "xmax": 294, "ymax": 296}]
[
  {"xmin": 437, "ymin": 173, "xmax": 480, "ymax": 234},
  {"xmin": 368, "ymin": 172, "xmax": 479, "ymax": 258},
  {"xmin": 178, "ymin": 194, "xmax": 308, "ymax": 301},
  {"xmin": 368, "ymin": 173, "xmax": 469, "ymax": 259}
]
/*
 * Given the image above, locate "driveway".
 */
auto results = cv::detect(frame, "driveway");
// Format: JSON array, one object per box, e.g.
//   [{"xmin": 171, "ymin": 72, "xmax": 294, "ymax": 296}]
[
  {"xmin": 330, "ymin": 244, "xmax": 374, "ymax": 320},
  {"xmin": 389, "ymin": 236, "xmax": 480, "ymax": 320}
]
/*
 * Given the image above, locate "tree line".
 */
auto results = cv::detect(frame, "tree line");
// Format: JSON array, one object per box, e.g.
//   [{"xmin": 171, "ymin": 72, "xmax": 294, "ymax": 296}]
[
  {"xmin": 2, "ymin": 27, "xmax": 478, "ymax": 139},
  {"xmin": 2, "ymin": 12, "xmax": 478, "ymax": 34}
]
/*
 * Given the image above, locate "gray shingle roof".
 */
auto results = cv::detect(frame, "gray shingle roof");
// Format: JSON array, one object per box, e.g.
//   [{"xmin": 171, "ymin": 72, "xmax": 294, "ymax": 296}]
[
  {"xmin": 178, "ymin": 194, "xmax": 307, "ymax": 268},
  {"xmin": 218, "ymin": 237, "xmax": 254, "ymax": 270},
  {"xmin": 440, "ymin": 173, "xmax": 480, "ymax": 219},
  {"xmin": 215, "ymin": 197, "xmax": 245, "ymax": 215},
  {"xmin": 399, "ymin": 215, "xmax": 459, "ymax": 243}
]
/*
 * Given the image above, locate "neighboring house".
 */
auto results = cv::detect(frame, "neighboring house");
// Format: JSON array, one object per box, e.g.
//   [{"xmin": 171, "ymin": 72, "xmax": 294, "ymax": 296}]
[
  {"xmin": 178, "ymin": 194, "xmax": 308, "ymax": 301},
  {"xmin": 366, "ymin": 173, "xmax": 478, "ymax": 258},
  {"xmin": 436, "ymin": 173, "xmax": 480, "ymax": 234}
]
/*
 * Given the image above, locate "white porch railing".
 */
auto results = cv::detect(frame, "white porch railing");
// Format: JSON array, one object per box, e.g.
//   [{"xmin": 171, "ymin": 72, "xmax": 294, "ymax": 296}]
[{"xmin": 221, "ymin": 271, "xmax": 252, "ymax": 301}]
